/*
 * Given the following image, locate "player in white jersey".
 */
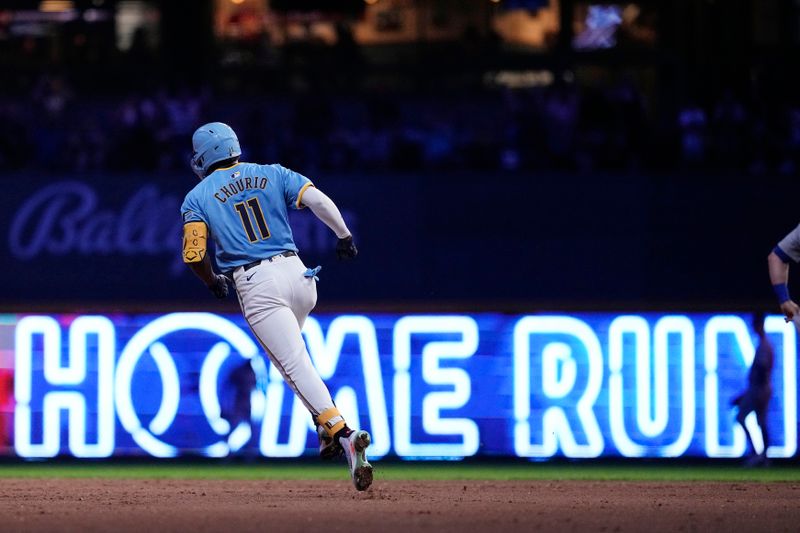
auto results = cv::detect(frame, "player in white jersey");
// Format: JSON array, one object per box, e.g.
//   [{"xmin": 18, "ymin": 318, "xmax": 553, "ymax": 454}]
[
  {"xmin": 181, "ymin": 122, "xmax": 373, "ymax": 491},
  {"xmin": 768, "ymin": 224, "xmax": 800, "ymax": 321}
]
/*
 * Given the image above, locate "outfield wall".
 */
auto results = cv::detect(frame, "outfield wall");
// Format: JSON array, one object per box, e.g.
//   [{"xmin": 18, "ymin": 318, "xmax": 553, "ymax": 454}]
[
  {"xmin": 3, "ymin": 172, "xmax": 798, "ymax": 305},
  {"xmin": 0, "ymin": 311, "xmax": 796, "ymax": 460}
]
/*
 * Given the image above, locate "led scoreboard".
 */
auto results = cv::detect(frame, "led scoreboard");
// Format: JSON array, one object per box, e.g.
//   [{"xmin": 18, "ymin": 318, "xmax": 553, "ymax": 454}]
[{"xmin": 1, "ymin": 312, "xmax": 796, "ymax": 459}]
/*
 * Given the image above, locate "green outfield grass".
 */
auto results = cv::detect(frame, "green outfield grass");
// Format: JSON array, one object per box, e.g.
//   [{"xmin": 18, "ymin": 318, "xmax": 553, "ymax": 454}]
[{"xmin": 0, "ymin": 462, "xmax": 798, "ymax": 482}]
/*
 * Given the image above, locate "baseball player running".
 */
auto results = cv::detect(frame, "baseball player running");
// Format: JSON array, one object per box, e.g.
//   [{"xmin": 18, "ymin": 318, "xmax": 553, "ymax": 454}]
[
  {"xmin": 731, "ymin": 311, "xmax": 773, "ymax": 466},
  {"xmin": 181, "ymin": 122, "xmax": 372, "ymax": 491}
]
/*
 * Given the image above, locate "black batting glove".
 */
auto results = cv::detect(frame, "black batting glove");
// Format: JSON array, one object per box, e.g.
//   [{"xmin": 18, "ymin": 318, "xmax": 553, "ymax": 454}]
[
  {"xmin": 336, "ymin": 235, "xmax": 358, "ymax": 260},
  {"xmin": 208, "ymin": 274, "xmax": 229, "ymax": 299}
]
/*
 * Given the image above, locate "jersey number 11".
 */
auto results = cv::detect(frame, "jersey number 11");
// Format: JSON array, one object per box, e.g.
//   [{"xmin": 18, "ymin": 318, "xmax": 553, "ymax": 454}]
[{"xmin": 234, "ymin": 197, "xmax": 271, "ymax": 243}]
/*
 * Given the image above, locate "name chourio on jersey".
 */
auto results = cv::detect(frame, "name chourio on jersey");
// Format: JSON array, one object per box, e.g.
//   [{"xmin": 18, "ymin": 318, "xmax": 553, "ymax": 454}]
[
  {"xmin": 213, "ymin": 172, "xmax": 269, "ymax": 204},
  {"xmin": 180, "ymin": 162, "xmax": 312, "ymax": 271}
]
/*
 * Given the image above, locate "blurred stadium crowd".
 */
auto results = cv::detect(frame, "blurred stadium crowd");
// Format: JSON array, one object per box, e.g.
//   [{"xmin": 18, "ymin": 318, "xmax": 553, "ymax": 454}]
[{"xmin": 3, "ymin": 70, "xmax": 800, "ymax": 177}]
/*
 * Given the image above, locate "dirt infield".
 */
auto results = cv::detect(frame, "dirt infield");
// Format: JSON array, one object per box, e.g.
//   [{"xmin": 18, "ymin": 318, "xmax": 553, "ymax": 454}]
[{"xmin": 1, "ymin": 479, "xmax": 799, "ymax": 532}]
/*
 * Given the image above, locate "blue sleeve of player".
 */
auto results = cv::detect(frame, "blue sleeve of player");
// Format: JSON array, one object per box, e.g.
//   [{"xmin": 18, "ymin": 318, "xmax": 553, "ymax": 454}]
[
  {"xmin": 276, "ymin": 165, "xmax": 313, "ymax": 210},
  {"xmin": 181, "ymin": 190, "xmax": 208, "ymax": 225}
]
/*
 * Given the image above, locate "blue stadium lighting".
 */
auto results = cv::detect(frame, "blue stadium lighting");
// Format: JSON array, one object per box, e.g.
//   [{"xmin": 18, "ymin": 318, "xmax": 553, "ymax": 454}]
[{"xmin": 9, "ymin": 312, "xmax": 798, "ymax": 459}]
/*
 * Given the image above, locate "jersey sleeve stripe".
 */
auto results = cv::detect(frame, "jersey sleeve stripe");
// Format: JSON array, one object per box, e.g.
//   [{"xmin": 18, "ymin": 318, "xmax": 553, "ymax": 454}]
[
  {"xmin": 296, "ymin": 182, "xmax": 315, "ymax": 209},
  {"xmin": 774, "ymin": 245, "xmax": 793, "ymax": 263}
]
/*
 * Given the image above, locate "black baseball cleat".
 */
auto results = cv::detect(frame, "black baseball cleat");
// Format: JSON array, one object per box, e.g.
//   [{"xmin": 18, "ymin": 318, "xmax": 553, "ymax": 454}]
[{"xmin": 317, "ymin": 425, "xmax": 343, "ymax": 460}]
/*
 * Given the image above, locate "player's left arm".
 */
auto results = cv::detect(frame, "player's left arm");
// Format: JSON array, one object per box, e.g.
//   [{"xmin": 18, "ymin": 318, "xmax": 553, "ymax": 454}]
[
  {"xmin": 300, "ymin": 187, "xmax": 358, "ymax": 259},
  {"xmin": 279, "ymin": 165, "xmax": 357, "ymax": 260},
  {"xmin": 183, "ymin": 221, "xmax": 228, "ymax": 298}
]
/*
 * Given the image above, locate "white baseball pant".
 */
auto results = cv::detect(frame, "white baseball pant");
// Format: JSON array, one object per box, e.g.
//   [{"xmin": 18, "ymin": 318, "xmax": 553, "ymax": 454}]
[{"xmin": 232, "ymin": 253, "xmax": 335, "ymax": 417}]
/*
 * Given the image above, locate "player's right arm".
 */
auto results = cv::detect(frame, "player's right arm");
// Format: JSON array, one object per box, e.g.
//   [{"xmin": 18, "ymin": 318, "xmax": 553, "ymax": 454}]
[
  {"xmin": 769, "ymin": 225, "xmax": 800, "ymax": 320},
  {"xmin": 181, "ymin": 193, "xmax": 229, "ymax": 298}
]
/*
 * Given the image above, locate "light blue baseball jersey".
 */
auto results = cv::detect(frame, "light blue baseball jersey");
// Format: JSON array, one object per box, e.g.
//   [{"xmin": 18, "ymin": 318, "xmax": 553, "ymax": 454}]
[{"xmin": 181, "ymin": 162, "xmax": 313, "ymax": 271}]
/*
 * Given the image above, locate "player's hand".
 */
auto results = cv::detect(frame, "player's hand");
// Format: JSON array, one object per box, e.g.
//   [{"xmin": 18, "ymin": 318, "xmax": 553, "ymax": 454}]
[
  {"xmin": 208, "ymin": 274, "xmax": 229, "ymax": 299},
  {"xmin": 780, "ymin": 300, "xmax": 800, "ymax": 322},
  {"xmin": 336, "ymin": 235, "xmax": 358, "ymax": 260}
]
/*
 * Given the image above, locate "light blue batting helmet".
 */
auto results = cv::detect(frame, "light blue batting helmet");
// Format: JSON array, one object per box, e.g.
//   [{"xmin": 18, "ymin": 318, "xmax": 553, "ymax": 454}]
[{"xmin": 190, "ymin": 122, "xmax": 242, "ymax": 179}]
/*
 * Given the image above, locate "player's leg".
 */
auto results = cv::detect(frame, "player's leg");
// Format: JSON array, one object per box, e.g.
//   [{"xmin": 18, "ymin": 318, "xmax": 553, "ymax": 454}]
[
  {"xmin": 272, "ymin": 256, "xmax": 336, "ymax": 456},
  {"xmin": 235, "ymin": 261, "xmax": 349, "ymax": 457},
  {"xmin": 234, "ymin": 262, "xmax": 343, "ymax": 434},
  {"xmin": 736, "ymin": 392, "xmax": 770, "ymax": 466},
  {"xmin": 738, "ymin": 418, "xmax": 756, "ymax": 455},
  {"xmin": 276, "ymin": 256, "xmax": 343, "ymax": 457},
  {"xmin": 248, "ymin": 305, "xmax": 335, "ymax": 417},
  {"xmin": 756, "ymin": 400, "xmax": 770, "ymax": 459},
  {"xmin": 248, "ymin": 305, "xmax": 372, "ymax": 489},
  {"xmin": 279, "ymin": 255, "xmax": 317, "ymax": 329},
  {"xmin": 735, "ymin": 396, "xmax": 757, "ymax": 456},
  {"xmin": 276, "ymin": 255, "xmax": 373, "ymax": 490}
]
